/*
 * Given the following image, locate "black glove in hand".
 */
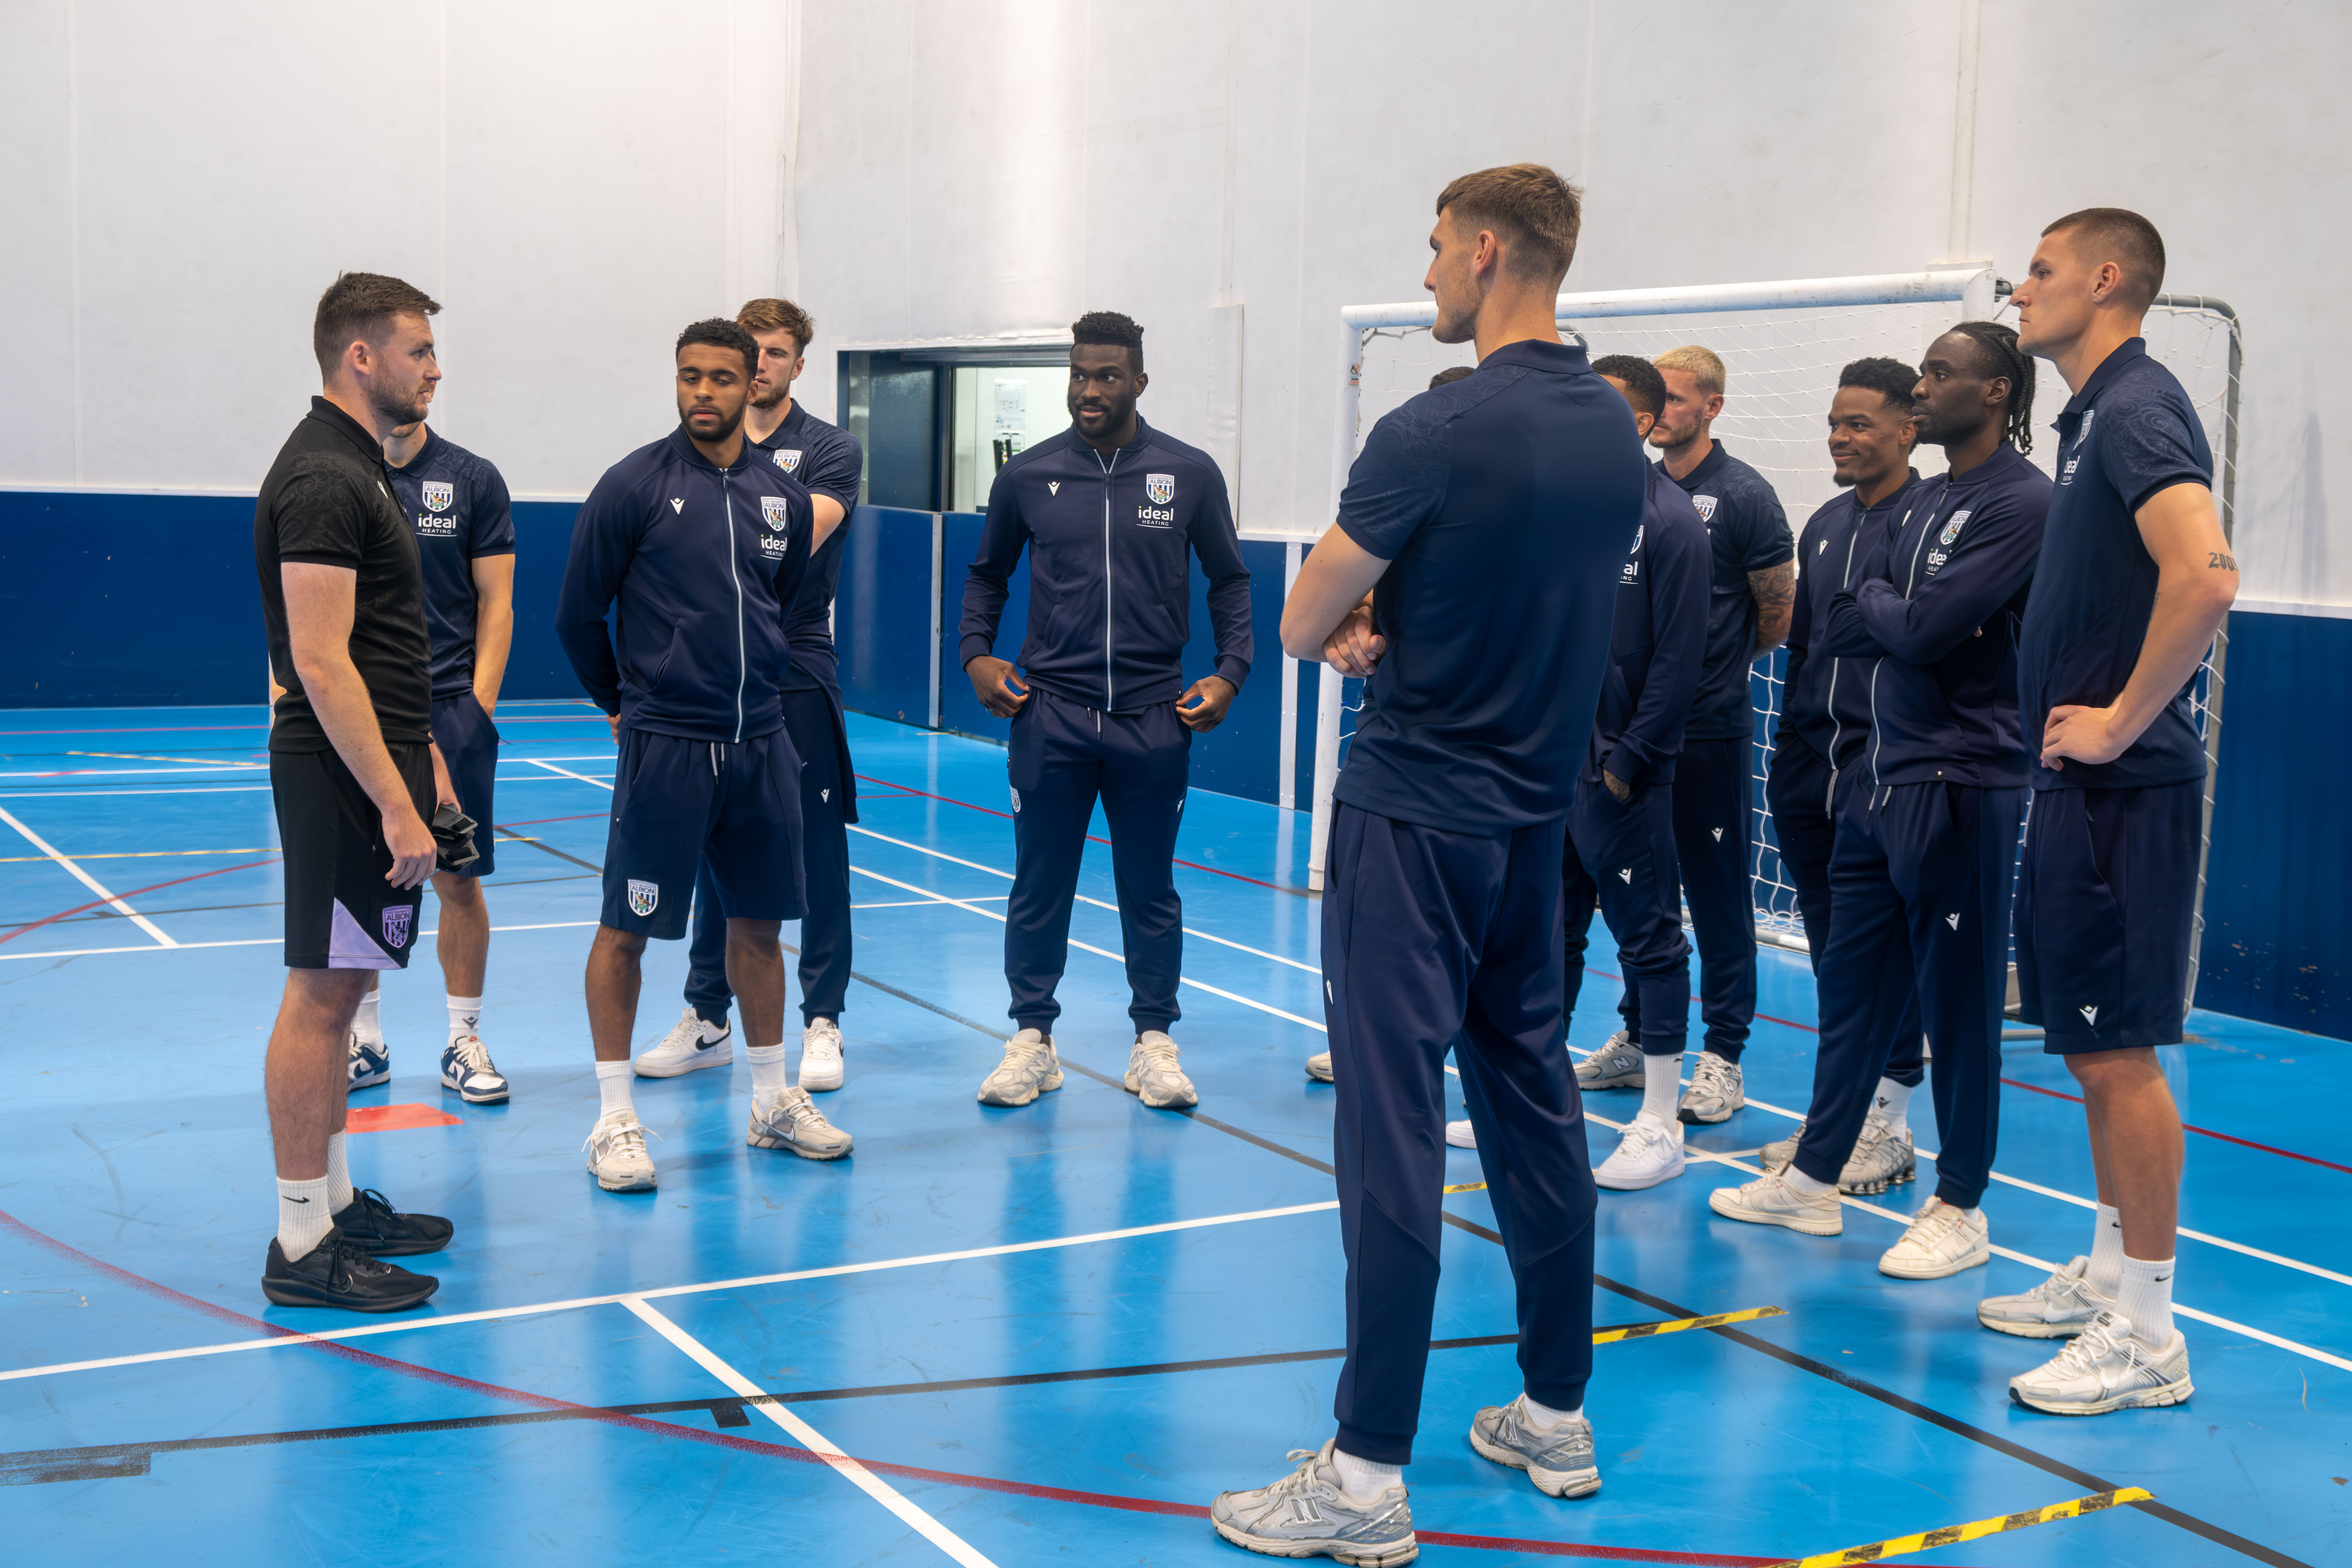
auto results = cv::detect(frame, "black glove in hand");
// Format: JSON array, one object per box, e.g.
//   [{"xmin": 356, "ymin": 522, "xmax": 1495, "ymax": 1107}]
[{"xmin": 431, "ymin": 803, "xmax": 481, "ymax": 873}]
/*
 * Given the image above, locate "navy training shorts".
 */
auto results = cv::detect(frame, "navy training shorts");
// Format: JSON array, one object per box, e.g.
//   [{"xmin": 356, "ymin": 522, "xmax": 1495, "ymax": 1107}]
[{"xmin": 600, "ymin": 726, "xmax": 805, "ymax": 941}]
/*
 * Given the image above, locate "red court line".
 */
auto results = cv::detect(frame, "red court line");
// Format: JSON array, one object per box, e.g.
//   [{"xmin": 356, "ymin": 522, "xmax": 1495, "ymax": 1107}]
[
  {"xmin": 0, "ymin": 856, "xmax": 282, "ymax": 946},
  {"xmin": 346, "ymin": 1104, "xmax": 465, "ymax": 1133},
  {"xmin": 1999, "ymin": 1076, "xmax": 2352, "ymax": 1176}
]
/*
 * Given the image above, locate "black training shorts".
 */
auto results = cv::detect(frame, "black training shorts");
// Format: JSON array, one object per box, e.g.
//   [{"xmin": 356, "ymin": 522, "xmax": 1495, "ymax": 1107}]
[{"xmin": 273, "ymin": 743, "xmax": 436, "ymax": 970}]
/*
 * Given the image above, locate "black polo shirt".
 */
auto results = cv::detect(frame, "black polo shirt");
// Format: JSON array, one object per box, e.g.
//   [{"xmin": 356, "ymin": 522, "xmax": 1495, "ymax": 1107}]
[
  {"xmin": 1667, "ymin": 440, "xmax": 1794, "ymax": 741},
  {"xmin": 256, "ymin": 397, "xmax": 433, "ymax": 752}
]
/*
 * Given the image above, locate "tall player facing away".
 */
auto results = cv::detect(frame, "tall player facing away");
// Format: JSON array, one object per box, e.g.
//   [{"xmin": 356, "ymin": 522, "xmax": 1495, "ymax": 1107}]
[
  {"xmin": 959, "ymin": 312, "xmax": 1251, "ymax": 1112},
  {"xmin": 1213, "ymin": 165, "xmax": 1642, "ymax": 1563},
  {"xmin": 1757, "ymin": 360, "xmax": 1930, "ymax": 1193},
  {"xmin": 255, "ymin": 274, "xmax": 458, "ymax": 1309},
  {"xmin": 555, "ymin": 320, "xmax": 849, "ymax": 1193},
  {"xmin": 1594, "ymin": 346, "xmax": 1793, "ymax": 1124},
  {"xmin": 635, "ymin": 299, "xmax": 864, "ymax": 1093},
  {"xmin": 1992, "ymin": 209, "xmax": 2231, "ymax": 1414},
  {"xmin": 1713, "ymin": 324, "xmax": 2049, "ymax": 1279}
]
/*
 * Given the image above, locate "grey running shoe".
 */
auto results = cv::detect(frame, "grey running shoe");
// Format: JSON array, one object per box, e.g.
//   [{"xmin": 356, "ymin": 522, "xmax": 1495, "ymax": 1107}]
[
  {"xmin": 1839, "ymin": 1114, "xmax": 1915, "ymax": 1196},
  {"xmin": 1210, "ymin": 1440, "xmax": 1418, "ymax": 1565},
  {"xmin": 1677, "ymin": 1051, "xmax": 1744, "ymax": 1124},
  {"xmin": 1760, "ymin": 1119, "xmax": 1804, "ymax": 1172},
  {"xmin": 977, "ymin": 1029, "xmax": 1063, "ymax": 1107},
  {"xmin": 584, "ymin": 1109, "xmax": 658, "ymax": 1193},
  {"xmin": 1573, "ymin": 1032, "xmax": 1643, "ymax": 1091},
  {"xmin": 1468, "ymin": 1395, "xmax": 1602, "ymax": 1498},
  {"xmin": 2009, "ymin": 1311, "xmax": 2192, "ymax": 1415},
  {"xmin": 1978, "ymin": 1256, "xmax": 2116, "ymax": 1340},
  {"xmin": 747, "ymin": 1086, "xmax": 853, "ymax": 1160},
  {"xmin": 1305, "ymin": 1051, "xmax": 1334, "ymax": 1083},
  {"xmin": 1125, "ymin": 1031, "xmax": 1198, "ymax": 1109}
]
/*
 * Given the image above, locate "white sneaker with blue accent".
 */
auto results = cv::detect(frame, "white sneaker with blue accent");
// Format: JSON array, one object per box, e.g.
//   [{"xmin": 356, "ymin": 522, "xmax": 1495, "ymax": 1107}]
[
  {"xmin": 1468, "ymin": 1395, "xmax": 1602, "ymax": 1498},
  {"xmin": 348, "ymin": 1031, "xmax": 390, "ymax": 1090},
  {"xmin": 439, "ymin": 1034, "xmax": 510, "ymax": 1104},
  {"xmin": 1210, "ymin": 1439, "xmax": 1418, "ymax": 1565},
  {"xmin": 632, "ymin": 1007, "xmax": 732, "ymax": 1079}
]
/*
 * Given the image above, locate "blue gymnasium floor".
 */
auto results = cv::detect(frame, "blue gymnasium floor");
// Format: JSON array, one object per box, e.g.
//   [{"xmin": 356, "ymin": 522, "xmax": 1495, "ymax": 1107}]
[{"xmin": 0, "ymin": 702, "xmax": 2346, "ymax": 1568}]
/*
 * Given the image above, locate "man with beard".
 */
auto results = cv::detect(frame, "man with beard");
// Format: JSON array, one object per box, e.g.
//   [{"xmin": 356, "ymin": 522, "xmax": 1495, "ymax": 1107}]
[{"xmin": 957, "ymin": 311, "xmax": 1252, "ymax": 1113}]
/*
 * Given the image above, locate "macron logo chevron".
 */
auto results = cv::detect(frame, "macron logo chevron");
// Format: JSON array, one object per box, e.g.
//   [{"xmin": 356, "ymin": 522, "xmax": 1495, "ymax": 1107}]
[
  {"xmin": 1048, "ymin": 481, "xmax": 1061, "ymax": 496},
  {"xmin": 671, "ymin": 498, "xmax": 684, "ymax": 513},
  {"xmin": 2080, "ymin": 1004, "xmax": 2100, "ymax": 1025},
  {"xmin": 1618, "ymin": 867, "xmax": 1633, "ymax": 883},
  {"xmin": 1712, "ymin": 827, "xmax": 1724, "ymax": 842},
  {"xmin": 1945, "ymin": 913, "xmax": 1960, "ymax": 930}
]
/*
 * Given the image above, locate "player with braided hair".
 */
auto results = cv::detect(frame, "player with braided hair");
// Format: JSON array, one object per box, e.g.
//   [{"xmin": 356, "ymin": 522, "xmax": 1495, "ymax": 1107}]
[{"xmin": 1946, "ymin": 319, "xmax": 2039, "ymax": 455}]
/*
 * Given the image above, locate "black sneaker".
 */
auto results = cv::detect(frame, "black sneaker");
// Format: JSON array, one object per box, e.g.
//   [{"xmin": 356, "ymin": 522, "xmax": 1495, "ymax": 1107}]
[
  {"xmin": 332, "ymin": 1188, "xmax": 455, "ymax": 1257},
  {"xmin": 263, "ymin": 1228, "xmax": 439, "ymax": 1312}
]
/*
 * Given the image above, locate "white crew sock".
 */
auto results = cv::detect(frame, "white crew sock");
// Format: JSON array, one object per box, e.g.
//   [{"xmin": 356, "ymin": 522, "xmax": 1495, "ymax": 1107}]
[
  {"xmin": 1872, "ymin": 1076, "xmax": 1915, "ymax": 1134},
  {"xmin": 1330, "ymin": 1447, "xmax": 1402, "ymax": 1499},
  {"xmin": 595, "ymin": 1060, "xmax": 635, "ymax": 1119},
  {"xmin": 1782, "ymin": 1165, "xmax": 1836, "ymax": 1199},
  {"xmin": 2116, "ymin": 1254, "xmax": 2177, "ymax": 1346},
  {"xmin": 1520, "ymin": 1392, "xmax": 1583, "ymax": 1430},
  {"xmin": 277, "ymin": 1175, "xmax": 334, "ymax": 1260},
  {"xmin": 447, "ymin": 994, "xmax": 483, "ymax": 1043},
  {"xmin": 1640, "ymin": 1050, "xmax": 1682, "ymax": 1123},
  {"xmin": 746, "ymin": 1043, "xmax": 790, "ymax": 1102},
  {"xmin": 2087, "ymin": 1202, "xmax": 2125, "ymax": 1294},
  {"xmin": 353, "ymin": 986, "xmax": 383, "ymax": 1044},
  {"xmin": 324, "ymin": 1131, "xmax": 354, "ymax": 1212}
]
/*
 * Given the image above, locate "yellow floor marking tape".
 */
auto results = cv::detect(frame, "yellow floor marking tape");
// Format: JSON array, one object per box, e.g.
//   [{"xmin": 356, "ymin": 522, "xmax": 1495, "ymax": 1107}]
[
  {"xmin": 1765, "ymin": 1487, "xmax": 2152, "ymax": 1567},
  {"xmin": 1441, "ymin": 1181, "xmax": 1487, "ymax": 1193},
  {"xmin": 1592, "ymin": 1305, "xmax": 1786, "ymax": 1344}
]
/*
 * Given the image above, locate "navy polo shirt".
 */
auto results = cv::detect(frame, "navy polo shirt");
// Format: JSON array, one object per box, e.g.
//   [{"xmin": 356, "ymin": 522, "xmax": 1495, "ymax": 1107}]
[
  {"xmin": 752, "ymin": 401, "xmax": 864, "ymax": 693},
  {"xmin": 2017, "ymin": 339, "xmax": 2214, "ymax": 790},
  {"xmin": 1332, "ymin": 338, "xmax": 1646, "ymax": 835},
  {"xmin": 384, "ymin": 427, "xmax": 516, "ymax": 701},
  {"xmin": 1668, "ymin": 441, "xmax": 1794, "ymax": 741}
]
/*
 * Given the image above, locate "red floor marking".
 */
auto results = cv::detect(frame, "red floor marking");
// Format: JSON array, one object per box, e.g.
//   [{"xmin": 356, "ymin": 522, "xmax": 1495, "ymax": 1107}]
[
  {"xmin": 0, "ymin": 856, "xmax": 282, "ymax": 946},
  {"xmin": 346, "ymin": 1104, "xmax": 464, "ymax": 1133},
  {"xmin": 1998, "ymin": 1076, "xmax": 2352, "ymax": 1176}
]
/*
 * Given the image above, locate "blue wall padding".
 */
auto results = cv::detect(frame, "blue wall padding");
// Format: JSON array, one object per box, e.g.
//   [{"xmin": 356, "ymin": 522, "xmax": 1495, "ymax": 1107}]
[
  {"xmin": 832, "ymin": 506, "xmax": 937, "ymax": 726},
  {"xmin": 935, "ymin": 511, "xmax": 1028, "ymax": 742}
]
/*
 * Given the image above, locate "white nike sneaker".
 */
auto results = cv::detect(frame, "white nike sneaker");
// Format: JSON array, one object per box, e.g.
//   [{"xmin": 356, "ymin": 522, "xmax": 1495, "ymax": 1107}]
[
  {"xmin": 1125, "ymin": 1031, "xmax": 1198, "ymax": 1109},
  {"xmin": 1759, "ymin": 1119, "xmax": 1804, "ymax": 1172},
  {"xmin": 584, "ymin": 1109, "xmax": 657, "ymax": 1192},
  {"xmin": 632, "ymin": 1007, "xmax": 733, "ymax": 1079},
  {"xmin": 1677, "ymin": 1051, "xmax": 1744, "ymax": 1124},
  {"xmin": 977, "ymin": 1029, "xmax": 1062, "ymax": 1107},
  {"xmin": 747, "ymin": 1086, "xmax": 854, "ymax": 1160},
  {"xmin": 1594, "ymin": 1111, "xmax": 1685, "ymax": 1191},
  {"xmin": 1878, "ymin": 1196, "xmax": 1990, "ymax": 1279},
  {"xmin": 1977, "ymin": 1257, "xmax": 2116, "ymax": 1339},
  {"xmin": 348, "ymin": 1031, "xmax": 390, "ymax": 1090},
  {"xmin": 439, "ymin": 1034, "xmax": 510, "ymax": 1104},
  {"xmin": 2009, "ymin": 1311, "xmax": 2192, "ymax": 1415},
  {"xmin": 1573, "ymin": 1032, "xmax": 1643, "ymax": 1090},
  {"xmin": 1707, "ymin": 1170, "xmax": 1843, "ymax": 1236},
  {"xmin": 1305, "ymin": 1052, "xmax": 1334, "ymax": 1083},
  {"xmin": 800, "ymin": 1017, "xmax": 845, "ymax": 1092},
  {"xmin": 1445, "ymin": 1119, "xmax": 1477, "ymax": 1149}
]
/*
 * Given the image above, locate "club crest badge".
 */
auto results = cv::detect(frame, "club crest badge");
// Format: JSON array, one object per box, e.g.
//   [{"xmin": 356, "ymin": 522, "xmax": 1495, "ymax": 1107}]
[
  {"xmin": 422, "ymin": 481, "xmax": 455, "ymax": 513},
  {"xmin": 1145, "ymin": 473, "xmax": 1175, "ymax": 506},
  {"xmin": 381, "ymin": 905, "xmax": 412, "ymax": 948},
  {"xmin": 1692, "ymin": 494, "xmax": 1719, "ymax": 523},
  {"xmin": 760, "ymin": 495, "xmax": 790, "ymax": 532},
  {"xmin": 1939, "ymin": 510, "xmax": 1970, "ymax": 546},
  {"xmin": 773, "ymin": 449, "xmax": 803, "ymax": 474},
  {"xmin": 628, "ymin": 879, "xmax": 659, "ymax": 917}
]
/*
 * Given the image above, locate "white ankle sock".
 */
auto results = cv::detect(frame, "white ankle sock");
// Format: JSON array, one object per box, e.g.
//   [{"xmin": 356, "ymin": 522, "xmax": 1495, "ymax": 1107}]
[
  {"xmin": 1520, "ymin": 1392, "xmax": 1582, "ymax": 1429},
  {"xmin": 277, "ymin": 1175, "xmax": 333, "ymax": 1260},
  {"xmin": 324, "ymin": 1131, "xmax": 353, "ymax": 1212},
  {"xmin": 2087, "ymin": 1202, "xmax": 2125, "ymax": 1294},
  {"xmin": 594, "ymin": 1060, "xmax": 635, "ymax": 1118},
  {"xmin": 1782, "ymin": 1165, "xmax": 1836, "ymax": 1198},
  {"xmin": 1640, "ymin": 1051, "xmax": 1682, "ymax": 1123},
  {"xmin": 447, "ymin": 994, "xmax": 482, "ymax": 1042},
  {"xmin": 1872, "ymin": 1076, "xmax": 1914, "ymax": 1134},
  {"xmin": 353, "ymin": 988, "xmax": 383, "ymax": 1044},
  {"xmin": 1330, "ymin": 1447, "xmax": 1401, "ymax": 1498},
  {"xmin": 2116, "ymin": 1254, "xmax": 2176, "ymax": 1346},
  {"xmin": 746, "ymin": 1043, "xmax": 790, "ymax": 1102}
]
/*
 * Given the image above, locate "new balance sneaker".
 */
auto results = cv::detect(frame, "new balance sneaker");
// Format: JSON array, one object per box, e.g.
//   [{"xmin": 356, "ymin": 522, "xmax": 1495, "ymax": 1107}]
[
  {"xmin": 1445, "ymin": 1119, "xmax": 1477, "ymax": 1149},
  {"xmin": 1759, "ymin": 1119, "xmax": 1804, "ymax": 1172},
  {"xmin": 1978, "ymin": 1257, "xmax": 2116, "ymax": 1339},
  {"xmin": 348, "ymin": 1032, "xmax": 390, "ymax": 1090},
  {"xmin": 1594, "ymin": 1112, "xmax": 1685, "ymax": 1191},
  {"xmin": 1677, "ymin": 1051, "xmax": 1744, "ymax": 1124},
  {"xmin": 1707, "ymin": 1170, "xmax": 1843, "ymax": 1236},
  {"xmin": 1573, "ymin": 1032, "xmax": 1642, "ymax": 1091},
  {"xmin": 2009, "ymin": 1311, "xmax": 2192, "ymax": 1415},
  {"xmin": 800, "ymin": 1018, "xmax": 845, "ymax": 1092},
  {"xmin": 1210, "ymin": 1439, "xmax": 1418, "ymax": 1566},
  {"xmin": 1125, "ymin": 1031, "xmax": 1197, "ymax": 1109},
  {"xmin": 439, "ymin": 1034, "xmax": 510, "ymax": 1104},
  {"xmin": 1878, "ymin": 1196, "xmax": 1990, "ymax": 1279},
  {"xmin": 1840, "ymin": 1114, "xmax": 1916, "ymax": 1196},
  {"xmin": 747, "ymin": 1086, "xmax": 854, "ymax": 1159},
  {"xmin": 978, "ymin": 1030, "xmax": 1063, "ymax": 1107},
  {"xmin": 262, "ymin": 1228, "xmax": 438, "ymax": 1312},
  {"xmin": 1468, "ymin": 1395, "xmax": 1602, "ymax": 1499},
  {"xmin": 1306, "ymin": 1051, "xmax": 1334, "ymax": 1083},
  {"xmin": 331, "ymin": 1188, "xmax": 453, "ymax": 1257},
  {"xmin": 632, "ymin": 1007, "xmax": 732, "ymax": 1079},
  {"xmin": 585, "ymin": 1108, "xmax": 658, "ymax": 1192}
]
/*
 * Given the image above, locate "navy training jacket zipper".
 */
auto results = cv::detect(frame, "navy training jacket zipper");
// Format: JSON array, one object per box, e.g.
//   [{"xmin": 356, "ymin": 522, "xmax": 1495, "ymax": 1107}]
[
  {"xmin": 1868, "ymin": 479, "xmax": 1948, "ymax": 788},
  {"xmin": 1096, "ymin": 444, "xmax": 1122, "ymax": 709}
]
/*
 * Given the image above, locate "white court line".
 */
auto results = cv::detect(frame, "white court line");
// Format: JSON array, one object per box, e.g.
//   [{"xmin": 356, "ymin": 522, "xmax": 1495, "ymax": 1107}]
[
  {"xmin": 524, "ymin": 758, "xmax": 617, "ymax": 789},
  {"xmin": 622, "ymin": 1297, "xmax": 1000, "ymax": 1568},
  {"xmin": 853, "ymin": 896, "xmax": 1009, "ymax": 910},
  {"xmin": 0, "ymin": 803, "xmax": 177, "ymax": 947},
  {"xmin": 0, "ymin": 1200, "xmax": 1337, "ymax": 1385}
]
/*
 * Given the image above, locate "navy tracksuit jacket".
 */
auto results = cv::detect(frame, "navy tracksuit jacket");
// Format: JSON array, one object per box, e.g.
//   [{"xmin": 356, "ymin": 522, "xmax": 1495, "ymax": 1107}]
[
  {"xmin": 1797, "ymin": 444, "xmax": 2050, "ymax": 1208},
  {"xmin": 957, "ymin": 417, "xmax": 1251, "ymax": 1035}
]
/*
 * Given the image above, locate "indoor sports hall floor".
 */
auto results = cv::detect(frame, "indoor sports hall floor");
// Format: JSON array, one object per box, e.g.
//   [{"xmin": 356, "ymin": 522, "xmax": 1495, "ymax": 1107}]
[{"xmin": 0, "ymin": 701, "xmax": 2344, "ymax": 1568}]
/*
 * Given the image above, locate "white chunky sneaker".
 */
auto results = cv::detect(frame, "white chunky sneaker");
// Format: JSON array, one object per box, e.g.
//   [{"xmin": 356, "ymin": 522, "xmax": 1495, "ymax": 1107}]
[
  {"xmin": 1445, "ymin": 1119, "xmax": 1477, "ymax": 1149},
  {"xmin": 2009, "ymin": 1311, "xmax": 2192, "ymax": 1415},
  {"xmin": 1305, "ymin": 1051, "xmax": 1334, "ymax": 1083},
  {"xmin": 584, "ymin": 1109, "xmax": 657, "ymax": 1192},
  {"xmin": 977, "ymin": 1029, "xmax": 1063, "ymax": 1107},
  {"xmin": 1879, "ymin": 1196, "xmax": 1990, "ymax": 1279},
  {"xmin": 1125, "ymin": 1031, "xmax": 1198, "ymax": 1109},
  {"xmin": 1978, "ymin": 1257, "xmax": 2116, "ymax": 1339},
  {"xmin": 439, "ymin": 1034, "xmax": 510, "ymax": 1104},
  {"xmin": 1468, "ymin": 1395, "xmax": 1601, "ymax": 1499},
  {"xmin": 1677, "ymin": 1051, "xmax": 1744, "ymax": 1124},
  {"xmin": 747, "ymin": 1086, "xmax": 853, "ymax": 1160},
  {"xmin": 1573, "ymin": 1032, "xmax": 1643, "ymax": 1090},
  {"xmin": 1759, "ymin": 1119, "xmax": 1803, "ymax": 1172},
  {"xmin": 1594, "ymin": 1111, "xmax": 1685, "ymax": 1191},
  {"xmin": 348, "ymin": 1031, "xmax": 390, "ymax": 1090},
  {"xmin": 800, "ymin": 1018, "xmax": 845, "ymax": 1092},
  {"xmin": 1210, "ymin": 1439, "xmax": 1417, "ymax": 1566},
  {"xmin": 1707, "ymin": 1170, "xmax": 1843, "ymax": 1236},
  {"xmin": 632, "ymin": 1007, "xmax": 733, "ymax": 1079},
  {"xmin": 1839, "ymin": 1113, "xmax": 1916, "ymax": 1195}
]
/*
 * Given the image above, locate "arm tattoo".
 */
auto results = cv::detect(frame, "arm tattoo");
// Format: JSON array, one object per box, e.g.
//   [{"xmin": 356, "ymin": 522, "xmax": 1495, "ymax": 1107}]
[
  {"xmin": 2208, "ymin": 550, "xmax": 2239, "ymax": 571},
  {"xmin": 1747, "ymin": 560, "xmax": 1796, "ymax": 653}
]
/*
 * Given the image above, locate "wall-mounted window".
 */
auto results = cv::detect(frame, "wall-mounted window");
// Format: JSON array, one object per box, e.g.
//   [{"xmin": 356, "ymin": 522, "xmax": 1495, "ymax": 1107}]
[{"xmin": 838, "ymin": 345, "xmax": 1069, "ymax": 513}]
